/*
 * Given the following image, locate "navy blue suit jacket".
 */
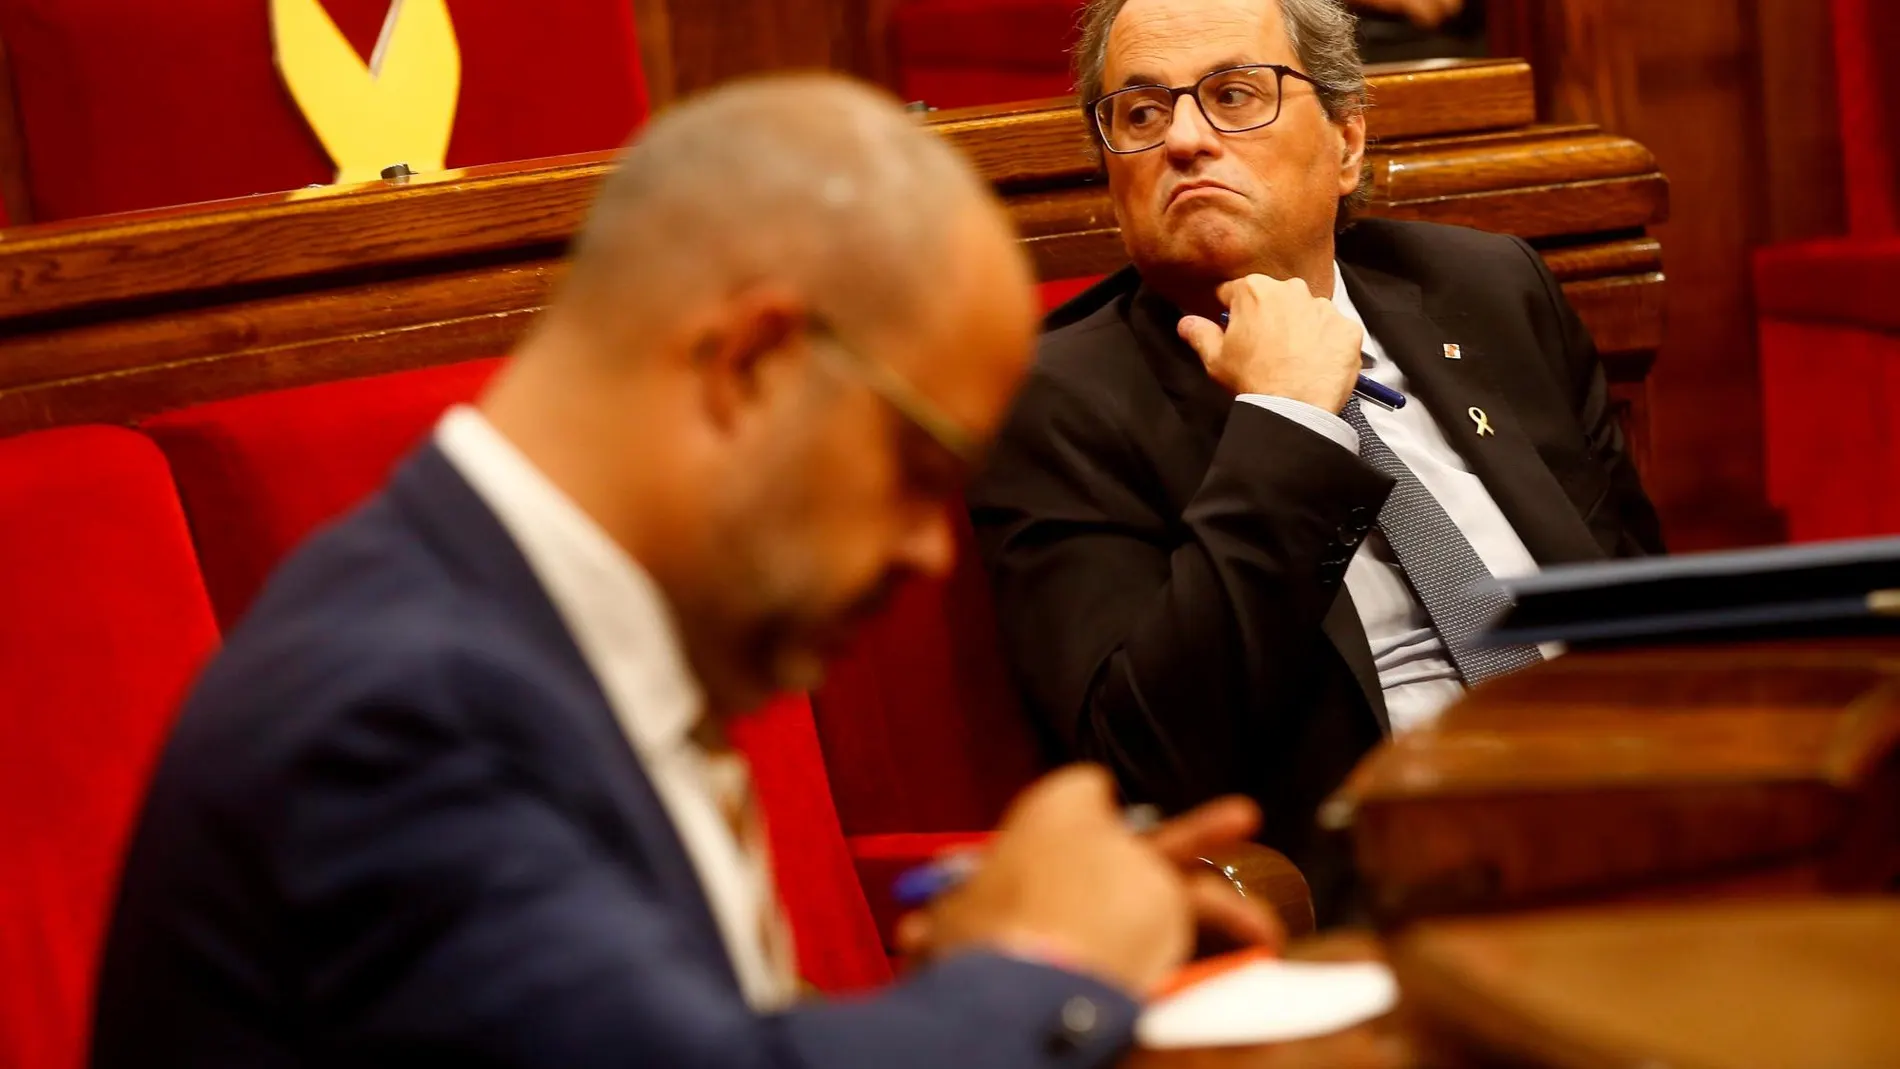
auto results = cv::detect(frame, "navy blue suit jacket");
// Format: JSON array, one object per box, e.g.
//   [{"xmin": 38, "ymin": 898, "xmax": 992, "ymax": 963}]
[{"xmin": 92, "ymin": 444, "xmax": 1138, "ymax": 1068}]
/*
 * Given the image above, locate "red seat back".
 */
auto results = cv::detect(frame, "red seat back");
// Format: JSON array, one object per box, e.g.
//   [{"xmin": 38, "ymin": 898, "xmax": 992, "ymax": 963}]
[
  {"xmin": 0, "ymin": 0, "xmax": 648, "ymax": 223},
  {"xmin": 891, "ymin": 0, "xmax": 1083, "ymax": 109},
  {"xmin": 811, "ymin": 513, "xmax": 1048, "ymax": 836},
  {"xmin": 142, "ymin": 360, "xmax": 505, "ymax": 628},
  {"xmin": 1835, "ymin": 0, "xmax": 1900, "ymax": 235},
  {"xmin": 0, "ymin": 427, "xmax": 220, "ymax": 1069},
  {"xmin": 731, "ymin": 696, "xmax": 891, "ymax": 992}
]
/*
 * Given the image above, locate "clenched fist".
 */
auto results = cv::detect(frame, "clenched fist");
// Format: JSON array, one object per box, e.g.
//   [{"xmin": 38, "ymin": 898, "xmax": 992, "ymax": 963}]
[{"xmin": 1177, "ymin": 275, "xmax": 1364, "ymax": 414}]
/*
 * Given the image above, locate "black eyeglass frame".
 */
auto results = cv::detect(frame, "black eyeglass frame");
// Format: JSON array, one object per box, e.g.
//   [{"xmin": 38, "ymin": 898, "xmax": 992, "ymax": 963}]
[{"xmin": 1089, "ymin": 63, "xmax": 1321, "ymax": 155}]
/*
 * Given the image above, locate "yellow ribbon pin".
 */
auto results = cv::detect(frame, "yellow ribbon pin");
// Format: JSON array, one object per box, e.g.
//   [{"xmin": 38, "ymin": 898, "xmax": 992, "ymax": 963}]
[
  {"xmin": 273, "ymin": 0, "xmax": 462, "ymax": 184},
  {"xmin": 1469, "ymin": 407, "xmax": 1495, "ymax": 437}
]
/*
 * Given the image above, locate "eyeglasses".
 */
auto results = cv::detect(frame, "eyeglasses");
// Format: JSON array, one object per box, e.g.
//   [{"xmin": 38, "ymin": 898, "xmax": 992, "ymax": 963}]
[
  {"xmin": 807, "ymin": 317, "xmax": 982, "ymax": 470},
  {"xmin": 1090, "ymin": 64, "xmax": 1320, "ymax": 155}
]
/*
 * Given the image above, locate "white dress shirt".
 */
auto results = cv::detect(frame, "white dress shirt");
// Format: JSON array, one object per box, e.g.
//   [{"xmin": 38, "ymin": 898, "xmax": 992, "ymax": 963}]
[
  {"xmin": 435, "ymin": 405, "xmax": 795, "ymax": 1011},
  {"xmin": 1239, "ymin": 265, "xmax": 1551, "ymax": 732}
]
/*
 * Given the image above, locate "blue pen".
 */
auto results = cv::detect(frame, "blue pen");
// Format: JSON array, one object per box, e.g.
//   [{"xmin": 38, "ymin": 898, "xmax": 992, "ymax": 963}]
[
  {"xmin": 891, "ymin": 805, "xmax": 1163, "ymax": 908},
  {"xmin": 1218, "ymin": 312, "xmax": 1406, "ymax": 411}
]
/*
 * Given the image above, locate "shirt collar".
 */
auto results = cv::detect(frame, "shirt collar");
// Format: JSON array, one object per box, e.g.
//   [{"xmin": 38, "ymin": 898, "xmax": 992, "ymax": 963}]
[{"xmin": 433, "ymin": 405, "xmax": 704, "ymax": 759}]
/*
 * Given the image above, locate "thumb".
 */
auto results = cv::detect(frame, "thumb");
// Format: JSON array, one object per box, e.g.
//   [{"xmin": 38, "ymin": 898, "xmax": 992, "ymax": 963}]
[{"xmin": 1177, "ymin": 315, "xmax": 1225, "ymax": 364}]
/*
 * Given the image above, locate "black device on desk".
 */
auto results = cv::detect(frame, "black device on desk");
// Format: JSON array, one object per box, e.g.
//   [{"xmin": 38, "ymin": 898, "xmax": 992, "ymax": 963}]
[{"xmin": 1482, "ymin": 536, "xmax": 1900, "ymax": 648}]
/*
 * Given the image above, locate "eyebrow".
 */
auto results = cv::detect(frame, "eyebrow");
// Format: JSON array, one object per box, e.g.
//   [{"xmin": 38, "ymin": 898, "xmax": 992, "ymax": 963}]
[{"xmin": 1115, "ymin": 57, "xmax": 1260, "ymax": 91}]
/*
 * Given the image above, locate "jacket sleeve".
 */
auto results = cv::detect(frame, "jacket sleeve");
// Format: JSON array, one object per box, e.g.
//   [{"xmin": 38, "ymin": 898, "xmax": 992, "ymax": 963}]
[
  {"xmin": 1513, "ymin": 235, "xmax": 1666, "ymax": 557},
  {"xmin": 969, "ymin": 378, "xmax": 1393, "ymax": 814},
  {"xmin": 275, "ymin": 664, "xmax": 1138, "ymax": 1069}
]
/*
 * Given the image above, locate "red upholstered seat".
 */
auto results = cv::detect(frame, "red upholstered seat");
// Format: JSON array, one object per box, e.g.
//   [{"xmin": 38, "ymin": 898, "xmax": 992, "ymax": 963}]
[
  {"xmin": 810, "ymin": 512, "xmax": 1050, "ymax": 944},
  {"xmin": 0, "ymin": 426, "xmax": 220, "ymax": 1069},
  {"xmin": 142, "ymin": 359, "xmax": 505, "ymax": 628},
  {"xmin": 1833, "ymin": 0, "xmax": 1900, "ymax": 236},
  {"xmin": 731, "ymin": 696, "xmax": 892, "ymax": 992},
  {"xmin": 892, "ymin": 0, "xmax": 1083, "ymax": 109},
  {"xmin": 0, "ymin": 0, "xmax": 648, "ymax": 223},
  {"xmin": 1756, "ymin": 239, "xmax": 1900, "ymax": 541},
  {"xmin": 1754, "ymin": 0, "xmax": 1900, "ymax": 539}
]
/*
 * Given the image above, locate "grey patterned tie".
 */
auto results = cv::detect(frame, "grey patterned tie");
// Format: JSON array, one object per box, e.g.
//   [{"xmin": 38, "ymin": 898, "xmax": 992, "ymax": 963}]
[{"xmin": 1341, "ymin": 398, "xmax": 1543, "ymax": 685}]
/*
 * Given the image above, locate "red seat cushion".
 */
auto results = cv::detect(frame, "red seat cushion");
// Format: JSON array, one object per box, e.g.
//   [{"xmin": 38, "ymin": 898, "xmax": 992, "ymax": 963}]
[
  {"xmin": 142, "ymin": 359, "xmax": 504, "ymax": 628},
  {"xmin": 0, "ymin": 426, "xmax": 220, "ymax": 1069},
  {"xmin": 0, "ymin": 0, "xmax": 648, "ymax": 223}
]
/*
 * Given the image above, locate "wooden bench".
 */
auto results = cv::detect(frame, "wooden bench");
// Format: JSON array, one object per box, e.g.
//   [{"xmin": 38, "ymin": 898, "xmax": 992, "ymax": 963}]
[{"xmin": 0, "ymin": 58, "xmax": 1665, "ymax": 463}]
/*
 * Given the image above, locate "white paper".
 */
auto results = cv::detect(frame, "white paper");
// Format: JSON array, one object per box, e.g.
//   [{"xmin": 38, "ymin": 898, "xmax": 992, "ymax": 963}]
[{"xmin": 1136, "ymin": 959, "xmax": 1399, "ymax": 1049}]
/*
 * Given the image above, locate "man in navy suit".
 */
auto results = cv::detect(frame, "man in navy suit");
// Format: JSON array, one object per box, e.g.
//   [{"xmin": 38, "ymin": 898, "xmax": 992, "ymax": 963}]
[{"xmin": 89, "ymin": 76, "xmax": 1276, "ymax": 1068}]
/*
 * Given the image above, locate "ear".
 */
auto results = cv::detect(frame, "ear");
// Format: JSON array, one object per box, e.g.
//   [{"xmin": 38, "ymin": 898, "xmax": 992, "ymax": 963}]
[
  {"xmin": 1335, "ymin": 112, "xmax": 1368, "ymax": 198},
  {"xmin": 688, "ymin": 288, "xmax": 809, "ymax": 439}
]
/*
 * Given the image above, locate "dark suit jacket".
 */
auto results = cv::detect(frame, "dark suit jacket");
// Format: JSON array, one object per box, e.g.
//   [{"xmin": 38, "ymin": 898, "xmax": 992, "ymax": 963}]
[
  {"xmin": 969, "ymin": 220, "xmax": 1664, "ymax": 916},
  {"xmin": 92, "ymin": 445, "xmax": 1138, "ymax": 1068}
]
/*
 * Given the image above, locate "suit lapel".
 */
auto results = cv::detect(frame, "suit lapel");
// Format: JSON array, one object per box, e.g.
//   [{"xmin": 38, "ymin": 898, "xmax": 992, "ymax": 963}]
[
  {"xmin": 386, "ymin": 444, "xmax": 742, "ymax": 986},
  {"xmin": 1339, "ymin": 260, "xmax": 1606, "ymax": 566},
  {"xmin": 1127, "ymin": 283, "xmax": 1389, "ymax": 731}
]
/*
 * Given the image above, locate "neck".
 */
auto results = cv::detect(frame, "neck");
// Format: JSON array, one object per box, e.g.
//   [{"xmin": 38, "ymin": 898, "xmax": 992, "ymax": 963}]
[
  {"xmin": 481, "ymin": 325, "xmax": 764, "ymax": 720},
  {"xmin": 1144, "ymin": 246, "xmax": 1338, "ymax": 319}
]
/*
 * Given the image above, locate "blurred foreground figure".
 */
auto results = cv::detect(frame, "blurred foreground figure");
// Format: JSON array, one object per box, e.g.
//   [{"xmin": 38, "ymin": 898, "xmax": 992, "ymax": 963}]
[{"xmin": 90, "ymin": 75, "xmax": 1271, "ymax": 1068}]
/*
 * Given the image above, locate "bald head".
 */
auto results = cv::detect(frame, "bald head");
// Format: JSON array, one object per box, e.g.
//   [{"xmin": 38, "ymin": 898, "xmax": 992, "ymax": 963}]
[
  {"xmin": 485, "ymin": 74, "xmax": 1038, "ymax": 715},
  {"xmin": 558, "ymin": 74, "xmax": 1004, "ymax": 352}
]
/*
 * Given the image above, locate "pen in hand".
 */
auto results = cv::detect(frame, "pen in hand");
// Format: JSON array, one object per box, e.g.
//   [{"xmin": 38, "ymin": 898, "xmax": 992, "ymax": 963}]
[
  {"xmin": 1218, "ymin": 311, "xmax": 1406, "ymax": 411},
  {"xmin": 891, "ymin": 804, "xmax": 1165, "ymax": 908}
]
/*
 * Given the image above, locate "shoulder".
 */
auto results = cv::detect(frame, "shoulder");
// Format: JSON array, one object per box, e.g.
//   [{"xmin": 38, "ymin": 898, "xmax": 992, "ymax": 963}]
[
  {"xmin": 1339, "ymin": 217, "xmax": 1546, "ymax": 288},
  {"xmin": 166, "ymin": 504, "xmax": 554, "ymax": 798}
]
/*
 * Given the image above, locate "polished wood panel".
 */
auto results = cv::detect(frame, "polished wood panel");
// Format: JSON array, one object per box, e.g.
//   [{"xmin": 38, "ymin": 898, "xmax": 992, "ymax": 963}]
[
  {"xmin": 1393, "ymin": 900, "xmax": 1900, "ymax": 1069},
  {"xmin": 0, "ymin": 60, "xmax": 1669, "ymax": 445},
  {"xmin": 1326, "ymin": 637, "xmax": 1900, "ymax": 924}
]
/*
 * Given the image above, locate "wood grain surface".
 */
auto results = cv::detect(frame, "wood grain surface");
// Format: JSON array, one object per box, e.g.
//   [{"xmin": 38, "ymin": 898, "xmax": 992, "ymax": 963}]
[
  {"xmin": 1327, "ymin": 637, "xmax": 1900, "ymax": 923},
  {"xmin": 1391, "ymin": 899, "xmax": 1900, "ymax": 1069}
]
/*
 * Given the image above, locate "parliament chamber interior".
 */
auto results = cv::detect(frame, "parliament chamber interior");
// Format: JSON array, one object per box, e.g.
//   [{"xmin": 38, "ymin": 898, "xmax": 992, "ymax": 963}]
[{"xmin": 0, "ymin": 0, "xmax": 1896, "ymax": 1067}]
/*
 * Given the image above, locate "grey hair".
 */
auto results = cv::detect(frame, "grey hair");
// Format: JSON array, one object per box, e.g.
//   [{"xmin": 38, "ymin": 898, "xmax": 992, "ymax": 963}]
[{"xmin": 1072, "ymin": 0, "xmax": 1372, "ymax": 222}]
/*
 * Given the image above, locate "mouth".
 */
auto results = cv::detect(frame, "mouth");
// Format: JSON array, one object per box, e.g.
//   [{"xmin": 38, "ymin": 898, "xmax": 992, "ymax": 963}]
[{"xmin": 1167, "ymin": 180, "xmax": 1240, "ymax": 207}]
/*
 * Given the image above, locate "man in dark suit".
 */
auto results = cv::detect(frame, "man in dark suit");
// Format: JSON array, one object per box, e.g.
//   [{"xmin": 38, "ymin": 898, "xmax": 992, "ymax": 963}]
[
  {"xmin": 90, "ymin": 76, "xmax": 1276, "ymax": 1067},
  {"xmin": 969, "ymin": 0, "xmax": 1663, "ymax": 918}
]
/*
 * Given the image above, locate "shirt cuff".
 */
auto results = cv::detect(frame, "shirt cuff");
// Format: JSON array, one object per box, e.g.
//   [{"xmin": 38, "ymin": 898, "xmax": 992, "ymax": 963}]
[{"xmin": 1237, "ymin": 395, "xmax": 1359, "ymax": 454}]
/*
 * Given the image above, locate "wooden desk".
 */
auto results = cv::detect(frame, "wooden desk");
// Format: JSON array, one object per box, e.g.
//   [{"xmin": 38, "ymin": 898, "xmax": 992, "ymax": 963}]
[
  {"xmin": 1327, "ymin": 636, "xmax": 1900, "ymax": 925},
  {"xmin": 0, "ymin": 59, "xmax": 1665, "ymax": 458}
]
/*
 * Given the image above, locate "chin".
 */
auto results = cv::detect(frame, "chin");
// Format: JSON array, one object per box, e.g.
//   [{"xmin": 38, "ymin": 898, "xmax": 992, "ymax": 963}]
[{"xmin": 1146, "ymin": 217, "xmax": 1264, "ymax": 280}]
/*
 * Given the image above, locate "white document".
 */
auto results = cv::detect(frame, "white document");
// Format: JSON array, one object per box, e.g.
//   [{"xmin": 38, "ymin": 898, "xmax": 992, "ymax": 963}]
[{"xmin": 1137, "ymin": 957, "xmax": 1399, "ymax": 1049}]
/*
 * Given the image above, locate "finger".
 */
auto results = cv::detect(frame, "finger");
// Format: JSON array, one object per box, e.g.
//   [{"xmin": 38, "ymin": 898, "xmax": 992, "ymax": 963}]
[
  {"xmin": 1001, "ymin": 763, "xmax": 1119, "ymax": 831},
  {"xmin": 1177, "ymin": 315, "xmax": 1226, "ymax": 363},
  {"xmin": 1185, "ymin": 872, "xmax": 1286, "ymax": 952},
  {"xmin": 895, "ymin": 911, "xmax": 934, "ymax": 956},
  {"xmin": 1146, "ymin": 795, "xmax": 1262, "ymax": 862}
]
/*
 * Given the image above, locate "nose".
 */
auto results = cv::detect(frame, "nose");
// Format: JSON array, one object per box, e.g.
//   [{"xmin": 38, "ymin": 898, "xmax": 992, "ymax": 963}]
[
  {"xmin": 1163, "ymin": 93, "xmax": 1223, "ymax": 162},
  {"xmin": 896, "ymin": 505, "xmax": 957, "ymax": 580}
]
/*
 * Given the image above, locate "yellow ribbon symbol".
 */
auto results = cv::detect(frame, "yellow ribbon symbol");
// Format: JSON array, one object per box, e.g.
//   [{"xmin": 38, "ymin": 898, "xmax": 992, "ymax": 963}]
[
  {"xmin": 272, "ymin": 0, "xmax": 462, "ymax": 184},
  {"xmin": 1469, "ymin": 407, "xmax": 1495, "ymax": 437}
]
